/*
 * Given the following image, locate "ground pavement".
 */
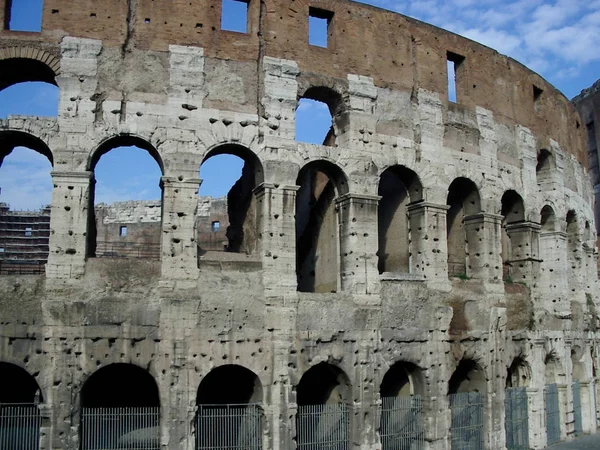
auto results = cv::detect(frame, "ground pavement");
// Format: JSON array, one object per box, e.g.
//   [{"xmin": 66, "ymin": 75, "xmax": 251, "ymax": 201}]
[{"xmin": 547, "ymin": 435, "xmax": 600, "ymax": 449}]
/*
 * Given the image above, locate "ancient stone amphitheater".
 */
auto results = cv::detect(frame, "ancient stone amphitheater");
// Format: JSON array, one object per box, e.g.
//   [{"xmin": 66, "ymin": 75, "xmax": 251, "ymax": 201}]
[{"xmin": 0, "ymin": 0, "xmax": 598, "ymax": 449}]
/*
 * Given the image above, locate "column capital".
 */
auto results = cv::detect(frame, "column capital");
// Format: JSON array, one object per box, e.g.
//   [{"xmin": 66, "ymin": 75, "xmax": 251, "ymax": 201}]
[
  {"xmin": 253, "ymin": 182, "xmax": 300, "ymax": 196},
  {"xmin": 407, "ymin": 201, "xmax": 450, "ymax": 213},
  {"xmin": 160, "ymin": 176, "xmax": 201, "ymax": 188},
  {"xmin": 464, "ymin": 212, "xmax": 504, "ymax": 224},
  {"xmin": 335, "ymin": 192, "xmax": 381, "ymax": 206},
  {"xmin": 505, "ymin": 220, "xmax": 542, "ymax": 233},
  {"xmin": 50, "ymin": 170, "xmax": 93, "ymax": 181}
]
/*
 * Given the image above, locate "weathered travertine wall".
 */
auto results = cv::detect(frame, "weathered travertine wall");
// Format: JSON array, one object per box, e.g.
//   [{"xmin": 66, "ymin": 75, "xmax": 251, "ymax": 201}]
[{"xmin": 0, "ymin": 1, "xmax": 598, "ymax": 449}]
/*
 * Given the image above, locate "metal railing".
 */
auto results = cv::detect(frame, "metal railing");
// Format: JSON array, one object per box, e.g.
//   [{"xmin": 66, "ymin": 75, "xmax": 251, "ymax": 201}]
[
  {"xmin": 297, "ymin": 403, "xmax": 349, "ymax": 450},
  {"xmin": 80, "ymin": 407, "xmax": 159, "ymax": 450},
  {"xmin": 504, "ymin": 387, "xmax": 529, "ymax": 450},
  {"xmin": 572, "ymin": 381, "xmax": 583, "ymax": 436},
  {"xmin": 0, "ymin": 403, "xmax": 41, "ymax": 450},
  {"xmin": 95, "ymin": 242, "xmax": 161, "ymax": 260},
  {"xmin": 0, "ymin": 261, "xmax": 46, "ymax": 275},
  {"xmin": 545, "ymin": 383, "xmax": 561, "ymax": 445},
  {"xmin": 195, "ymin": 404, "xmax": 262, "ymax": 450},
  {"xmin": 448, "ymin": 261, "xmax": 467, "ymax": 278},
  {"xmin": 449, "ymin": 392, "xmax": 484, "ymax": 450},
  {"xmin": 380, "ymin": 396, "xmax": 424, "ymax": 450}
]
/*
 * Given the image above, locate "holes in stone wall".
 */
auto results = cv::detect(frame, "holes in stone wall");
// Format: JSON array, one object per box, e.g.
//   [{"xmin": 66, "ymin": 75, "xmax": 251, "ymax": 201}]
[
  {"xmin": 221, "ymin": 0, "xmax": 249, "ymax": 33},
  {"xmin": 446, "ymin": 52, "xmax": 465, "ymax": 103},
  {"xmin": 296, "ymin": 160, "xmax": 347, "ymax": 293},
  {"xmin": 5, "ymin": 0, "xmax": 43, "ymax": 32},
  {"xmin": 88, "ymin": 137, "xmax": 163, "ymax": 260},
  {"xmin": 377, "ymin": 166, "xmax": 422, "ymax": 274},
  {"xmin": 198, "ymin": 145, "xmax": 262, "ymax": 258},
  {"xmin": 308, "ymin": 7, "xmax": 332, "ymax": 48}
]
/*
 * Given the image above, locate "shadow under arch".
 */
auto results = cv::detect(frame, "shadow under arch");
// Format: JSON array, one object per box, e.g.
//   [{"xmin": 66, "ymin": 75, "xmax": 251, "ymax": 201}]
[
  {"xmin": 0, "ymin": 361, "xmax": 44, "ymax": 403},
  {"xmin": 297, "ymin": 362, "xmax": 351, "ymax": 406},
  {"xmin": 196, "ymin": 364, "xmax": 263, "ymax": 405},
  {"xmin": 378, "ymin": 165, "xmax": 423, "ymax": 274},
  {"xmin": 380, "ymin": 361, "xmax": 425, "ymax": 398},
  {"xmin": 540, "ymin": 205, "xmax": 557, "ymax": 232},
  {"xmin": 448, "ymin": 359, "xmax": 486, "ymax": 394},
  {"xmin": 544, "ymin": 352, "xmax": 564, "ymax": 385},
  {"xmin": 0, "ymin": 57, "xmax": 58, "ymax": 92},
  {"xmin": 296, "ymin": 160, "xmax": 348, "ymax": 293},
  {"xmin": 506, "ymin": 356, "xmax": 531, "ymax": 388},
  {"xmin": 0, "ymin": 130, "xmax": 53, "ymax": 167}
]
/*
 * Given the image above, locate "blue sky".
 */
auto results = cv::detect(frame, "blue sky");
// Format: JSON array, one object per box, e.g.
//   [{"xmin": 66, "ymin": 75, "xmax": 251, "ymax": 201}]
[{"xmin": 0, "ymin": 0, "xmax": 599, "ymax": 210}]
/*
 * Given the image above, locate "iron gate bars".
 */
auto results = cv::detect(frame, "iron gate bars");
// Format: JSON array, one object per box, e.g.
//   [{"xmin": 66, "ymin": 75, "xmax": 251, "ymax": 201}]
[
  {"xmin": 80, "ymin": 407, "xmax": 160, "ymax": 450},
  {"xmin": 380, "ymin": 396, "xmax": 424, "ymax": 450},
  {"xmin": 504, "ymin": 387, "xmax": 529, "ymax": 450},
  {"xmin": 296, "ymin": 403, "xmax": 349, "ymax": 450},
  {"xmin": 449, "ymin": 392, "xmax": 484, "ymax": 450},
  {"xmin": 572, "ymin": 381, "xmax": 582, "ymax": 436},
  {"xmin": 195, "ymin": 404, "xmax": 262, "ymax": 450},
  {"xmin": 545, "ymin": 383, "xmax": 561, "ymax": 445},
  {"xmin": 0, "ymin": 403, "xmax": 41, "ymax": 450}
]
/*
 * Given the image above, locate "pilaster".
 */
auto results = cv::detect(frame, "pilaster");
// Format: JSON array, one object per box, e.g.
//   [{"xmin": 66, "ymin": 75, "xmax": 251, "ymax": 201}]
[{"xmin": 463, "ymin": 213, "xmax": 503, "ymax": 283}]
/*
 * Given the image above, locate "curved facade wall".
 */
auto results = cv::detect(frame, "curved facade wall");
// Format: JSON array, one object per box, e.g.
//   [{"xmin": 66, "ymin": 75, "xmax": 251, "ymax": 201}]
[{"xmin": 0, "ymin": 1, "xmax": 598, "ymax": 449}]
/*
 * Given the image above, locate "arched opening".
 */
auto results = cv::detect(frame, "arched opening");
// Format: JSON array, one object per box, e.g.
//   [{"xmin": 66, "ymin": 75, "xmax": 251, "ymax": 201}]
[
  {"xmin": 0, "ymin": 58, "xmax": 57, "ymax": 93},
  {"xmin": 0, "ymin": 132, "xmax": 53, "ymax": 275},
  {"xmin": 198, "ymin": 145, "xmax": 263, "ymax": 260},
  {"xmin": 0, "ymin": 362, "xmax": 43, "ymax": 448},
  {"xmin": 296, "ymin": 160, "xmax": 347, "ymax": 293},
  {"xmin": 379, "ymin": 362, "xmax": 425, "ymax": 449},
  {"xmin": 544, "ymin": 353, "xmax": 563, "ymax": 445},
  {"xmin": 195, "ymin": 365, "xmax": 263, "ymax": 450},
  {"xmin": 448, "ymin": 359, "xmax": 486, "ymax": 450},
  {"xmin": 446, "ymin": 178, "xmax": 481, "ymax": 278},
  {"xmin": 500, "ymin": 190, "xmax": 525, "ymax": 281},
  {"xmin": 88, "ymin": 137, "xmax": 163, "ymax": 260},
  {"xmin": 505, "ymin": 357, "xmax": 531, "ymax": 449},
  {"xmin": 296, "ymin": 86, "xmax": 344, "ymax": 146},
  {"xmin": 536, "ymin": 149, "xmax": 553, "ymax": 186},
  {"xmin": 80, "ymin": 363, "xmax": 160, "ymax": 449},
  {"xmin": 377, "ymin": 166, "xmax": 423, "ymax": 274},
  {"xmin": 296, "ymin": 363, "xmax": 350, "ymax": 449},
  {"xmin": 540, "ymin": 205, "xmax": 556, "ymax": 232}
]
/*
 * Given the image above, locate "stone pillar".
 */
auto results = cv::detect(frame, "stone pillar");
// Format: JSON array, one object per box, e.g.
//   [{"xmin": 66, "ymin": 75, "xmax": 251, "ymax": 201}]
[
  {"xmin": 557, "ymin": 383, "xmax": 569, "ymax": 441},
  {"xmin": 255, "ymin": 183, "xmax": 299, "ymax": 299},
  {"xmin": 407, "ymin": 202, "xmax": 450, "ymax": 289},
  {"xmin": 336, "ymin": 193, "xmax": 380, "ymax": 296},
  {"xmin": 580, "ymin": 380, "xmax": 596, "ymax": 434},
  {"xmin": 504, "ymin": 221, "xmax": 541, "ymax": 284},
  {"xmin": 160, "ymin": 176, "xmax": 201, "ymax": 281},
  {"xmin": 463, "ymin": 213, "xmax": 503, "ymax": 283},
  {"xmin": 538, "ymin": 231, "xmax": 570, "ymax": 317},
  {"xmin": 46, "ymin": 170, "xmax": 93, "ymax": 279},
  {"xmin": 525, "ymin": 387, "xmax": 545, "ymax": 449},
  {"xmin": 38, "ymin": 403, "xmax": 52, "ymax": 450}
]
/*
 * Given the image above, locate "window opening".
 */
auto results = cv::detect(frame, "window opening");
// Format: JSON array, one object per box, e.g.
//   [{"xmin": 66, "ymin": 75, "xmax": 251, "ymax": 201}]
[
  {"xmin": 309, "ymin": 7, "xmax": 332, "ymax": 48},
  {"xmin": 24, "ymin": 226, "xmax": 32, "ymax": 237},
  {"xmin": 447, "ymin": 52, "xmax": 464, "ymax": 103},
  {"xmin": 6, "ymin": 0, "xmax": 44, "ymax": 32},
  {"xmin": 533, "ymin": 85, "xmax": 543, "ymax": 111},
  {"xmin": 90, "ymin": 143, "xmax": 163, "ymax": 260},
  {"xmin": 221, "ymin": 0, "xmax": 249, "ymax": 33},
  {"xmin": 296, "ymin": 98, "xmax": 333, "ymax": 144},
  {"xmin": 198, "ymin": 146, "xmax": 262, "ymax": 259}
]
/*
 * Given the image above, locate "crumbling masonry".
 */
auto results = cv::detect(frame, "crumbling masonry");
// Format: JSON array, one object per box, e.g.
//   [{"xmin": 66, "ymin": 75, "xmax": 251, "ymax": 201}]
[{"xmin": 0, "ymin": 0, "xmax": 599, "ymax": 449}]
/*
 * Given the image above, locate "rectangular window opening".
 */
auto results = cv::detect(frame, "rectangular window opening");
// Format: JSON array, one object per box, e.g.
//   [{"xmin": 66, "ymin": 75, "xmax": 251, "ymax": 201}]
[
  {"xmin": 25, "ymin": 227, "xmax": 32, "ymax": 237},
  {"xmin": 211, "ymin": 221, "xmax": 221, "ymax": 232},
  {"xmin": 447, "ymin": 52, "xmax": 465, "ymax": 103},
  {"xmin": 221, "ymin": 0, "xmax": 249, "ymax": 33},
  {"xmin": 309, "ymin": 7, "xmax": 333, "ymax": 48},
  {"xmin": 119, "ymin": 226, "xmax": 127, "ymax": 237},
  {"xmin": 6, "ymin": 0, "xmax": 44, "ymax": 32},
  {"xmin": 533, "ymin": 85, "xmax": 543, "ymax": 111}
]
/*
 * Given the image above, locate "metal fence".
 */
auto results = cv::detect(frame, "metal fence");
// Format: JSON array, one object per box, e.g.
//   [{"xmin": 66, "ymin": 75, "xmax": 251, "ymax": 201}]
[
  {"xmin": 380, "ymin": 396, "xmax": 424, "ymax": 450},
  {"xmin": 95, "ymin": 241, "xmax": 161, "ymax": 260},
  {"xmin": 80, "ymin": 407, "xmax": 159, "ymax": 450},
  {"xmin": 0, "ymin": 403, "xmax": 41, "ymax": 450},
  {"xmin": 0, "ymin": 261, "xmax": 46, "ymax": 275},
  {"xmin": 545, "ymin": 383, "xmax": 561, "ymax": 445},
  {"xmin": 195, "ymin": 404, "xmax": 262, "ymax": 450},
  {"xmin": 297, "ymin": 403, "xmax": 349, "ymax": 450},
  {"xmin": 449, "ymin": 391, "xmax": 484, "ymax": 450},
  {"xmin": 572, "ymin": 381, "xmax": 582, "ymax": 436},
  {"xmin": 504, "ymin": 387, "xmax": 529, "ymax": 450}
]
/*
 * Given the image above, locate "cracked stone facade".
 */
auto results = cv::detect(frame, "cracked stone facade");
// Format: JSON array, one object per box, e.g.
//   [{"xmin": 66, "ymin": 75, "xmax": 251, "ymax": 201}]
[{"xmin": 0, "ymin": 1, "xmax": 599, "ymax": 449}]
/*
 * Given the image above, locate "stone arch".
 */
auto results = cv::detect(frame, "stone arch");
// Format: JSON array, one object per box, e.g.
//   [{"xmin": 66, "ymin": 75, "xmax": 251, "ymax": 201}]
[
  {"xmin": 540, "ymin": 205, "xmax": 557, "ymax": 232},
  {"xmin": 378, "ymin": 165, "xmax": 423, "ymax": 274},
  {"xmin": 380, "ymin": 361, "xmax": 425, "ymax": 397},
  {"xmin": 446, "ymin": 177, "xmax": 481, "ymax": 278},
  {"xmin": 297, "ymin": 362, "xmax": 351, "ymax": 406},
  {"xmin": 536, "ymin": 148, "xmax": 554, "ymax": 184},
  {"xmin": 196, "ymin": 364, "xmax": 263, "ymax": 405},
  {"xmin": 296, "ymin": 160, "xmax": 348, "ymax": 292},
  {"xmin": 449, "ymin": 359, "xmax": 487, "ymax": 394},
  {"xmin": 0, "ymin": 49, "xmax": 60, "ymax": 92},
  {"xmin": 500, "ymin": 190, "xmax": 526, "ymax": 279},
  {"xmin": 0, "ymin": 361, "xmax": 44, "ymax": 403},
  {"xmin": 297, "ymin": 80, "xmax": 347, "ymax": 146},
  {"xmin": 571, "ymin": 346, "xmax": 586, "ymax": 382},
  {"xmin": 506, "ymin": 356, "xmax": 531, "ymax": 388},
  {"xmin": 0, "ymin": 130, "xmax": 53, "ymax": 167},
  {"xmin": 88, "ymin": 134, "xmax": 164, "ymax": 173},
  {"xmin": 199, "ymin": 143, "xmax": 263, "ymax": 256},
  {"xmin": 544, "ymin": 352, "xmax": 564, "ymax": 385}
]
